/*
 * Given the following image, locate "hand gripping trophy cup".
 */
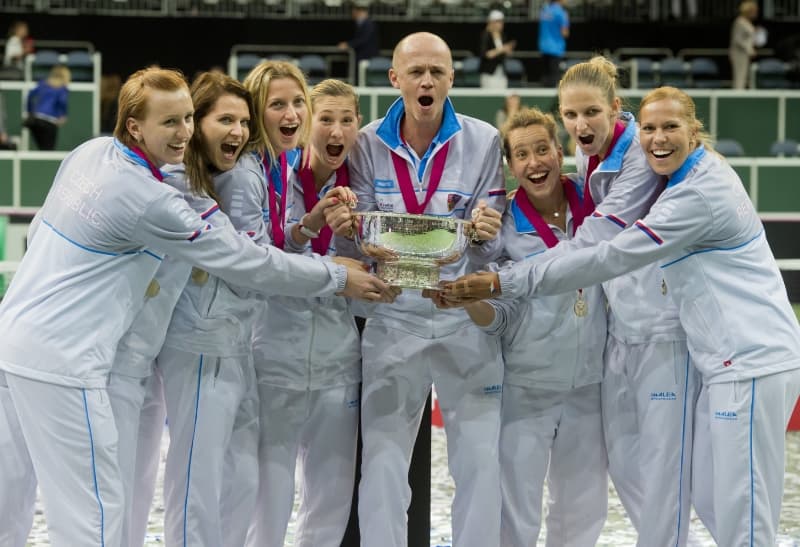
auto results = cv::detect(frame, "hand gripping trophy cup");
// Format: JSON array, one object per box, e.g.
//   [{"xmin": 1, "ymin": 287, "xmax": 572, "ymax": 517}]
[{"xmin": 352, "ymin": 211, "xmax": 475, "ymax": 290}]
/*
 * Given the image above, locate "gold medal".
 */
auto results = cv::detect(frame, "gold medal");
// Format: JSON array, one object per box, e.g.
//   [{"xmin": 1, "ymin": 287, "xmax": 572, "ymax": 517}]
[
  {"xmin": 191, "ymin": 267, "xmax": 209, "ymax": 286},
  {"xmin": 574, "ymin": 289, "xmax": 588, "ymax": 317},
  {"xmin": 145, "ymin": 279, "xmax": 160, "ymax": 298},
  {"xmin": 661, "ymin": 279, "xmax": 668, "ymax": 295}
]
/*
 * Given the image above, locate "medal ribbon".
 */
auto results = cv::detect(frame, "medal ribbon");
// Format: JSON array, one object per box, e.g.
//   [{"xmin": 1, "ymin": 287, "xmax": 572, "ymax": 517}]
[
  {"xmin": 391, "ymin": 141, "xmax": 450, "ymax": 215},
  {"xmin": 513, "ymin": 176, "xmax": 584, "ymax": 248},
  {"xmin": 583, "ymin": 120, "xmax": 626, "ymax": 216},
  {"xmin": 264, "ymin": 153, "xmax": 288, "ymax": 250},
  {"xmin": 129, "ymin": 145, "xmax": 165, "ymax": 182},
  {"xmin": 299, "ymin": 151, "xmax": 350, "ymax": 256}
]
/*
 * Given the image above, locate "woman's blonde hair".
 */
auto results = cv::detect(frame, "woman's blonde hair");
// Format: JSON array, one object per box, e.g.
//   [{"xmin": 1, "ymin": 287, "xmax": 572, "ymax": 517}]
[
  {"xmin": 639, "ymin": 86, "xmax": 713, "ymax": 150},
  {"xmin": 185, "ymin": 71, "xmax": 255, "ymax": 204},
  {"xmin": 558, "ymin": 55, "xmax": 620, "ymax": 109},
  {"xmin": 500, "ymin": 106, "xmax": 560, "ymax": 163},
  {"xmin": 739, "ymin": 0, "xmax": 758, "ymax": 16},
  {"xmin": 47, "ymin": 65, "xmax": 71, "ymax": 87},
  {"xmin": 242, "ymin": 60, "xmax": 311, "ymax": 165},
  {"xmin": 113, "ymin": 67, "xmax": 189, "ymax": 149},
  {"xmin": 309, "ymin": 78, "xmax": 360, "ymax": 117}
]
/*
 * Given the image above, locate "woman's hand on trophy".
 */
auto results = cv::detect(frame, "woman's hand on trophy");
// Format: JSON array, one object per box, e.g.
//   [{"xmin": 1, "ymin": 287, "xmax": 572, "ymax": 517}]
[
  {"xmin": 469, "ymin": 199, "xmax": 503, "ymax": 242},
  {"xmin": 333, "ymin": 256, "xmax": 400, "ymax": 303},
  {"xmin": 323, "ymin": 198, "xmax": 359, "ymax": 239},
  {"xmin": 439, "ymin": 271, "xmax": 501, "ymax": 304}
]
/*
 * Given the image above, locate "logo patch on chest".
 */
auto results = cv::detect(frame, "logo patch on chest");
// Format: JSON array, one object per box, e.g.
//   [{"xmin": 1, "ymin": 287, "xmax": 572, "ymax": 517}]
[{"xmin": 447, "ymin": 193, "xmax": 463, "ymax": 211}]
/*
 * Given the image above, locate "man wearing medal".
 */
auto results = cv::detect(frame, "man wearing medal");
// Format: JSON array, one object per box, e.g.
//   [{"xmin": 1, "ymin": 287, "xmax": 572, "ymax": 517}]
[
  {"xmin": 327, "ymin": 32, "xmax": 507, "ymax": 547},
  {"xmin": 441, "ymin": 107, "xmax": 609, "ymax": 545}
]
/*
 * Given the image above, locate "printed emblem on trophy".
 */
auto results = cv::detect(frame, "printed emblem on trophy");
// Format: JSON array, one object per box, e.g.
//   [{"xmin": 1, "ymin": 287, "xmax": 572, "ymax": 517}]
[{"xmin": 352, "ymin": 211, "xmax": 475, "ymax": 289}]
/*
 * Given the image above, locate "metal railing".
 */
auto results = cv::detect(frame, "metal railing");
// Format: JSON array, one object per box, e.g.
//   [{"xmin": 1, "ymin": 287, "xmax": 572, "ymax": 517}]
[{"xmin": 3, "ymin": 0, "xmax": 799, "ymax": 21}]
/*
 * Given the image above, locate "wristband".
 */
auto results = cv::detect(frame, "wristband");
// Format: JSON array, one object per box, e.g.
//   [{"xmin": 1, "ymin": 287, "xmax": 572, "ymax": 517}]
[{"xmin": 299, "ymin": 215, "xmax": 320, "ymax": 239}]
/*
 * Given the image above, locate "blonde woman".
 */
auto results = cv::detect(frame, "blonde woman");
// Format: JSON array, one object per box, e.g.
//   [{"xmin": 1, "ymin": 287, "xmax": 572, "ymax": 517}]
[
  {"xmin": 729, "ymin": 0, "xmax": 758, "ymax": 89},
  {"xmin": 25, "ymin": 64, "xmax": 70, "ymax": 150}
]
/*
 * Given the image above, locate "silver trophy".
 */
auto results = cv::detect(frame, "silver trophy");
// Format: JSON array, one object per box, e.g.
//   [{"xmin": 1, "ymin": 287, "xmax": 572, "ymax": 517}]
[{"xmin": 353, "ymin": 211, "xmax": 474, "ymax": 289}]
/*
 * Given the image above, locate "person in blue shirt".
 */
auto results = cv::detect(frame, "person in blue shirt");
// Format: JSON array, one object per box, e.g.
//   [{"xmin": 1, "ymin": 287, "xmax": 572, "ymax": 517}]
[
  {"xmin": 25, "ymin": 64, "xmax": 70, "ymax": 150},
  {"xmin": 538, "ymin": 0, "xmax": 569, "ymax": 87}
]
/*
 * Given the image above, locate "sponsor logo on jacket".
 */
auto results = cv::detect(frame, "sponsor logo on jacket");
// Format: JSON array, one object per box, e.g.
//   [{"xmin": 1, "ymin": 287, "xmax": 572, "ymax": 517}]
[
  {"xmin": 650, "ymin": 391, "xmax": 677, "ymax": 401},
  {"xmin": 483, "ymin": 384, "xmax": 502, "ymax": 395},
  {"xmin": 714, "ymin": 410, "xmax": 738, "ymax": 421},
  {"xmin": 447, "ymin": 193, "xmax": 462, "ymax": 211}
]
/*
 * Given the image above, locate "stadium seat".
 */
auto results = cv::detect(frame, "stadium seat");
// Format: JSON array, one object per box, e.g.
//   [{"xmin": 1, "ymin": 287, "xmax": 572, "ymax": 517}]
[
  {"xmin": 631, "ymin": 57, "xmax": 657, "ymax": 88},
  {"xmin": 268, "ymin": 53, "xmax": 295, "ymax": 63},
  {"xmin": 298, "ymin": 54, "xmax": 327, "ymax": 85},
  {"xmin": 769, "ymin": 139, "xmax": 800, "ymax": 157},
  {"xmin": 66, "ymin": 50, "xmax": 94, "ymax": 82},
  {"xmin": 689, "ymin": 57, "xmax": 723, "ymax": 88},
  {"xmin": 658, "ymin": 57, "xmax": 690, "ymax": 87},
  {"xmin": 456, "ymin": 56, "xmax": 481, "ymax": 87},
  {"xmin": 755, "ymin": 58, "xmax": 792, "ymax": 89},
  {"xmin": 504, "ymin": 58, "xmax": 526, "ymax": 87},
  {"xmin": 715, "ymin": 138, "xmax": 745, "ymax": 157},
  {"xmin": 236, "ymin": 53, "xmax": 263, "ymax": 80},
  {"xmin": 364, "ymin": 56, "xmax": 391, "ymax": 86},
  {"xmin": 31, "ymin": 49, "xmax": 61, "ymax": 81}
]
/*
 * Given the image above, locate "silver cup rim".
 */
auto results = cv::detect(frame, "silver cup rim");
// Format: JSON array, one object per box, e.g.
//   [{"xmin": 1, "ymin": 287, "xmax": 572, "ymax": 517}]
[{"xmin": 352, "ymin": 211, "xmax": 471, "ymax": 226}]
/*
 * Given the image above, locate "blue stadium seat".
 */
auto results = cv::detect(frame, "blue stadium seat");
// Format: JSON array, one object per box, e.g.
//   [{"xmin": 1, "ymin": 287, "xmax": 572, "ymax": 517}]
[
  {"xmin": 658, "ymin": 57, "xmax": 690, "ymax": 87},
  {"xmin": 715, "ymin": 138, "xmax": 745, "ymax": 157},
  {"xmin": 364, "ymin": 56, "xmax": 391, "ymax": 87},
  {"xmin": 32, "ymin": 50, "xmax": 61, "ymax": 81},
  {"xmin": 504, "ymin": 58, "xmax": 526, "ymax": 87},
  {"xmin": 236, "ymin": 53, "xmax": 263, "ymax": 80},
  {"xmin": 689, "ymin": 57, "xmax": 723, "ymax": 88},
  {"xmin": 631, "ymin": 57, "xmax": 657, "ymax": 88},
  {"xmin": 456, "ymin": 56, "xmax": 481, "ymax": 87},
  {"xmin": 66, "ymin": 50, "xmax": 94, "ymax": 82},
  {"xmin": 769, "ymin": 139, "xmax": 800, "ymax": 157},
  {"xmin": 755, "ymin": 58, "xmax": 792, "ymax": 89},
  {"xmin": 298, "ymin": 54, "xmax": 327, "ymax": 85}
]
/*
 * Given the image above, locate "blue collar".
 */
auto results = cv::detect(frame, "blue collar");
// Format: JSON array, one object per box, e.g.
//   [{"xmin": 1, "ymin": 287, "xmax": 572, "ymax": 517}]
[
  {"xmin": 594, "ymin": 111, "xmax": 636, "ymax": 173},
  {"xmin": 376, "ymin": 97, "xmax": 461, "ymax": 181},
  {"xmin": 666, "ymin": 145, "xmax": 706, "ymax": 188},
  {"xmin": 510, "ymin": 197, "xmax": 536, "ymax": 234},
  {"xmin": 254, "ymin": 148, "xmax": 302, "ymax": 195},
  {"xmin": 113, "ymin": 138, "xmax": 170, "ymax": 180},
  {"xmin": 376, "ymin": 97, "xmax": 462, "ymax": 150},
  {"xmin": 510, "ymin": 178, "xmax": 582, "ymax": 234}
]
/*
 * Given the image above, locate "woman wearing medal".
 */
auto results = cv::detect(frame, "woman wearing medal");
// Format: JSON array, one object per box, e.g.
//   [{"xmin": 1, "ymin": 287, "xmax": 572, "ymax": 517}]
[
  {"xmin": 454, "ymin": 107, "xmax": 609, "ymax": 546},
  {"xmin": 446, "ymin": 86, "xmax": 800, "ymax": 547},
  {"xmin": 244, "ymin": 79, "xmax": 366, "ymax": 547},
  {"xmin": 440, "ymin": 57, "xmax": 699, "ymax": 547},
  {"xmin": 0, "ymin": 67, "xmax": 390, "ymax": 547}
]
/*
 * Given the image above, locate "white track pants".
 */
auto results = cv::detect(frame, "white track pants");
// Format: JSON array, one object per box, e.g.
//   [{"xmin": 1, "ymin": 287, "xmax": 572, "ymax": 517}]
[
  {"xmin": 160, "ymin": 348, "xmax": 258, "ymax": 547},
  {"xmin": 358, "ymin": 321, "xmax": 503, "ymax": 547},
  {"xmin": 0, "ymin": 371, "xmax": 36, "ymax": 547},
  {"xmin": 602, "ymin": 337, "xmax": 700, "ymax": 547},
  {"xmin": 500, "ymin": 382, "xmax": 607, "ymax": 547},
  {"xmin": 692, "ymin": 369, "xmax": 800, "ymax": 546},
  {"xmin": 107, "ymin": 368, "xmax": 165, "ymax": 547},
  {"xmin": 245, "ymin": 383, "xmax": 360, "ymax": 547},
  {"xmin": 6, "ymin": 372, "xmax": 124, "ymax": 547}
]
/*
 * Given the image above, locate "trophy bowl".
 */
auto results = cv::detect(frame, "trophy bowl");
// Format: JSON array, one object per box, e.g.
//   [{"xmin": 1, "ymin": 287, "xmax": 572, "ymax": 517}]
[{"xmin": 353, "ymin": 211, "xmax": 473, "ymax": 289}]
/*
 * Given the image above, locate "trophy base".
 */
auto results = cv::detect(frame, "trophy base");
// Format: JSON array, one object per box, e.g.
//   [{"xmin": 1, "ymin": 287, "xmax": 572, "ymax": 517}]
[{"xmin": 376, "ymin": 260, "xmax": 442, "ymax": 290}]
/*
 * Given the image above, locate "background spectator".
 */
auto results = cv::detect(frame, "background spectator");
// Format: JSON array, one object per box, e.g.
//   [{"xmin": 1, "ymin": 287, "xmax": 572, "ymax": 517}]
[
  {"xmin": 337, "ymin": 3, "xmax": 379, "ymax": 66},
  {"xmin": 729, "ymin": 0, "xmax": 759, "ymax": 89},
  {"xmin": 479, "ymin": 10, "xmax": 516, "ymax": 89},
  {"xmin": 538, "ymin": 0, "xmax": 569, "ymax": 87},
  {"xmin": 2, "ymin": 21, "xmax": 33, "ymax": 80},
  {"xmin": 25, "ymin": 64, "xmax": 70, "ymax": 150},
  {"xmin": 495, "ymin": 93, "xmax": 521, "ymax": 130}
]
